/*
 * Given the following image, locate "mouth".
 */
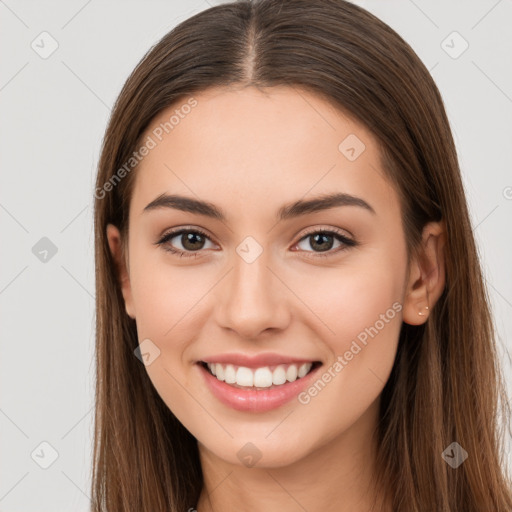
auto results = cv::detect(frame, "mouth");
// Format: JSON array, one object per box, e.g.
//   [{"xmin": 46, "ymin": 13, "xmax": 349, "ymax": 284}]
[
  {"xmin": 198, "ymin": 360, "xmax": 322, "ymax": 390},
  {"xmin": 196, "ymin": 358, "xmax": 323, "ymax": 412}
]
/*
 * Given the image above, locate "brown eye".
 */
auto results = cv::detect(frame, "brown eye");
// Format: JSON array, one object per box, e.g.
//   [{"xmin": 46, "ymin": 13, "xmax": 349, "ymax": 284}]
[
  {"xmin": 294, "ymin": 229, "xmax": 357, "ymax": 257},
  {"xmin": 156, "ymin": 228, "xmax": 215, "ymax": 257},
  {"xmin": 307, "ymin": 232, "xmax": 335, "ymax": 252},
  {"xmin": 180, "ymin": 231, "xmax": 206, "ymax": 251}
]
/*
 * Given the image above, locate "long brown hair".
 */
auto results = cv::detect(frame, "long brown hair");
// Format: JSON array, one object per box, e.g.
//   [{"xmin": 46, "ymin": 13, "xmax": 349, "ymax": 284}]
[{"xmin": 92, "ymin": 0, "xmax": 512, "ymax": 510}]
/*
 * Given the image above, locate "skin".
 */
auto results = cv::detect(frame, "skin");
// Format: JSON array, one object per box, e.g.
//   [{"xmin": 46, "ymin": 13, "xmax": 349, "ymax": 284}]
[{"xmin": 107, "ymin": 86, "xmax": 446, "ymax": 512}]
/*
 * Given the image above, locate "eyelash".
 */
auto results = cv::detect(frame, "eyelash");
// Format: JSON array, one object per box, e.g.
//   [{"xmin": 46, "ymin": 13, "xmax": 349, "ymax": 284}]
[{"xmin": 155, "ymin": 226, "xmax": 358, "ymax": 259}]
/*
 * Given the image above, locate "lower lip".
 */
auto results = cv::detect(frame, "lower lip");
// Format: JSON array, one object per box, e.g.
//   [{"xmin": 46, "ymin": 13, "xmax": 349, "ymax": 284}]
[{"xmin": 197, "ymin": 362, "xmax": 322, "ymax": 412}]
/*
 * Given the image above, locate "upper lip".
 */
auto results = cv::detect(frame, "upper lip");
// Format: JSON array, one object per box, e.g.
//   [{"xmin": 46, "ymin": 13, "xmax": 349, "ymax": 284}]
[{"xmin": 199, "ymin": 352, "xmax": 320, "ymax": 369}]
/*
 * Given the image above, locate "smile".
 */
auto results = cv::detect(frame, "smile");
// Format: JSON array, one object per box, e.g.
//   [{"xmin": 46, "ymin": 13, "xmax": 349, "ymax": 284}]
[
  {"xmin": 197, "ymin": 360, "xmax": 323, "ymax": 412},
  {"xmin": 202, "ymin": 361, "xmax": 318, "ymax": 389}
]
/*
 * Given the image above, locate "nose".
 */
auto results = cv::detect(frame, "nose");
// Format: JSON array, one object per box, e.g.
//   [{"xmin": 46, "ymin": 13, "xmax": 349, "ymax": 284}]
[{"xmin": 214, "ymin": 249, "xmax": 290, "ymax": 340}]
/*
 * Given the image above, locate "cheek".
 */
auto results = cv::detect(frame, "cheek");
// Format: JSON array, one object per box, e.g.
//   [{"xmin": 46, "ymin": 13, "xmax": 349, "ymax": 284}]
[
  {"xmin": 288, "ymin": 250, "xmax": 405, "ymax": 406},
  {"xmin": 288, "ymin": 268, "xmax": 403, "ymax": 446},
  {"xmin": 129, "ymin": 248, "xmax": 211, "ymax": 337},
  {"xmin": 291, "ymin": 257, "xmax": 404, "ymax": 346},
  {"xmin": 128, "ymin": 256, "xmax": 215, "ymax": 409},
  {"xmin": 128, "ymin": 261, "xmax": 204, "ymax": 421}
]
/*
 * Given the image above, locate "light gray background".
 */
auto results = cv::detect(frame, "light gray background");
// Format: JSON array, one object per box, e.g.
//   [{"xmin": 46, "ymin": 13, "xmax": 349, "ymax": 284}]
[{"xmin": 1, "ymin": 1, "xmax": 511, "ymax": 510}]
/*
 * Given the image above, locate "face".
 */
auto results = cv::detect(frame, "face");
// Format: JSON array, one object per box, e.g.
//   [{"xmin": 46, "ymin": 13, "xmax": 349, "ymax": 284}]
[{"xmin": 108, "ymin": 85, "xmax": 419, "ymax": 469}]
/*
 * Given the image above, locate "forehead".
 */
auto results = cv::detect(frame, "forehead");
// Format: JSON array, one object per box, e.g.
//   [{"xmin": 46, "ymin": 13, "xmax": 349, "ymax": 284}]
[{"xmin": 130, "ymin": 86, "xmax": 397, "ymax": 221}]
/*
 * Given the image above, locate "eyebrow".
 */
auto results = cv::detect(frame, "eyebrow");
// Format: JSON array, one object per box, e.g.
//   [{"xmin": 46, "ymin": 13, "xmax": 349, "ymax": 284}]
[{"xmin": 143, "ymin": 192, "xmax": 376, "ymax": 221}]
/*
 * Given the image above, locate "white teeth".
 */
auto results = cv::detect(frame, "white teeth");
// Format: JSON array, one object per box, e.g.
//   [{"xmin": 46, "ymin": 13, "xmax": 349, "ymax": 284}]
[
  {"xmin": 215, "ymin": 363, "xmax": 225, "ymax": 381},
  {"xmin": 254, "ymin": 367, "xmax": 273, "ymax": 388},
  {"xmin": 236, "ymin": 366, "xmax": 254, "ymax": 387},
  {"xmin": 286, "ymin": 364, "xmax": 298, "ymax": 382},
  {"xmin": 298, "ymin": 363, "xmax": 311, "ymax": 378},
  {"xmin": 205, "ymin": 361, "xmax": 315, "ymax": 388},
  {"xmin": 224, "ymin": 364, "xmax": 236, "ymax": 384},
  {"xmin": 272, "ymin": 365, "xmax": 287, "ymax": 385}
]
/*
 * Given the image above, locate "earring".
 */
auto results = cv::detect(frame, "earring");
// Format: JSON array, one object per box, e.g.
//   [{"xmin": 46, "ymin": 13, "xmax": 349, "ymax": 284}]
[
  {"xmin": 418, "ymin": 289, "xmax": 430, "ymax": 317},
  {"xmin": 418, "ymin": 305, "xmax": 429, "ymax": 316}
]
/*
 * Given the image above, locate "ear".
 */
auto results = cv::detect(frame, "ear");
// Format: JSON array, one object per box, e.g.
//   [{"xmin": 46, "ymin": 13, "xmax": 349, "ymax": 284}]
[
  {"xmin": 106, "ymin": 223, "xmax": 136, "ymax": 319},
  {"xmin": 402, "ymin": 221, "xmax": 446, "ymax": 326}
]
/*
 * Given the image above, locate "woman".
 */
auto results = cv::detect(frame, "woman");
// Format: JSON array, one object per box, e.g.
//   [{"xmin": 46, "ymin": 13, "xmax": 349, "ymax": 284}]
[{"xmin": 92, "ymin": 0, "xmax": 512, "ymax": 510}]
